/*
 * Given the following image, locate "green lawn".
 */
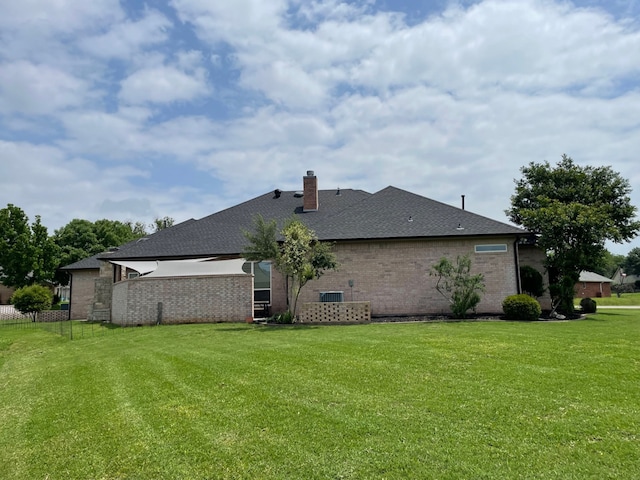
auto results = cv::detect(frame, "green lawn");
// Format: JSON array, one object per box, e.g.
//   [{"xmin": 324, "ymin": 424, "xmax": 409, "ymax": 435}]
[
  {"xmin": 1, "ymin": 314, "xmax": 639, "ymax": 479},
  {"xmin": 587, "ymin": 292, "xmax": 640, "ymax": 306}
]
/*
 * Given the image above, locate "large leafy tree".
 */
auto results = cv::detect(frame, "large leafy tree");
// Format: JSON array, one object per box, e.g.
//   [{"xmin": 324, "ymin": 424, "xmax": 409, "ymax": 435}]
[
  {"xmin": 54, "ymin": 218, "xmax": 147, "ymax": 284},
  {"xmin": 507, "ymin": 155, "xmax": 640, "ymax": 314},
  {"xmin": 244, "ymin": 215, "xmax": 338, "ymax": 318},
  {"xmin": 623, "ymin": 247, "xmax": 640, "ymax": 276},
  {"xmin": 0, "ymin": 204, "xmax": 60, "ymax": 288}
]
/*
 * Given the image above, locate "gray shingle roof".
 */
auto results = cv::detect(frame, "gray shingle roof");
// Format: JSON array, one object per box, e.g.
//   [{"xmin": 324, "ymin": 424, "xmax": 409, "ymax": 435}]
[
  {"xmin": 100, "ymin": 186, "xmax": 527, "ymax": 260},
  {"xmin": 59, "ymin": 253, "xmax": 102, "ymax": 271},
  {"xmin": 579, "ymin": 271, "xmax": 612, "ymax": 283}
]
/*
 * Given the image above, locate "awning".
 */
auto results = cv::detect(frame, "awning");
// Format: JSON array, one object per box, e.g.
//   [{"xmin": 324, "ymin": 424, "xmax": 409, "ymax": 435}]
[
  {"xmin": 109, "ymin": 260, "xmax": 158, "ymax": 275},
  {"xmin": 144, "ymin": 258, "xmax": 247, "ymax": 278}
]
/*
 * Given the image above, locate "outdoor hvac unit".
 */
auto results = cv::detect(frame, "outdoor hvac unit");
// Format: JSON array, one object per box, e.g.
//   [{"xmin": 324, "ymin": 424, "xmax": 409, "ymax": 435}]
[{"xmin": 319, "ymin": 291, "xmax": 344, "ymax": 302}]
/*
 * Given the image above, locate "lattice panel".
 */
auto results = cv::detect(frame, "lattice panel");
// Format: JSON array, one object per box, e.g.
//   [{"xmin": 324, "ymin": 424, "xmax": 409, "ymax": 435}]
[{"xmin": 299, "ymin": 301, "xmax": 371, "ymax": 324}]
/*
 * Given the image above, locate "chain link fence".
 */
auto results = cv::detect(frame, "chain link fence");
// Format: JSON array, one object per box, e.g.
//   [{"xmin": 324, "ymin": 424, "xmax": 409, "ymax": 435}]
[{"xmin": 0, "ymin": 305, "xmax": 137, "ymax": 340}]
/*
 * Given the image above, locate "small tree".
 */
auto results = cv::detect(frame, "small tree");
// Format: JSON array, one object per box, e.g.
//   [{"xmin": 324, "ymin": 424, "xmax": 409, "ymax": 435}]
[
  {"xmin": 11, "ymin": 285, "xmax": 52, "ymax": 322},
  {"xmin": 244, "ymin": 215, "xmax": 338, "ymax": 319},
  {"xmin": 430, "ymin": 255, "xmax": 485, "ymax": 318}
]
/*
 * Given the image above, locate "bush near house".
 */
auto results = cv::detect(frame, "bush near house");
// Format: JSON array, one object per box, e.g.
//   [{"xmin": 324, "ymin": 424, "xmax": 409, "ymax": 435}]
[
  {"xmin": 502, "ymin": 294, "xmax": 542, "ymax": 321},
  {"xmin": 580, "ymin": 297, "xmax": 597, "ymax": 313},
  {"xmin": 10, "ymin": 285, "xmax": 53, "ymax": 322}
]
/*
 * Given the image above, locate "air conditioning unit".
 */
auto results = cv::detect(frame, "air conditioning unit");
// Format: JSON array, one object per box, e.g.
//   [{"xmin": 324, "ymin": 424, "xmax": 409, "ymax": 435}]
[{"xmin": 320, "ymin": 291, "xmax": 344, "ymax": 302}]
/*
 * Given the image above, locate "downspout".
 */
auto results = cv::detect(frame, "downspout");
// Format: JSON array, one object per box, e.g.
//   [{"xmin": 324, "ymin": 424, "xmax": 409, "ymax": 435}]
[
  {"xmin": 67, "ymin": 273, "xmax": 73, "ymax": 320},
  {"xmin": 514, "ymin": 238, "xmax": 522, "ymax": 294}
]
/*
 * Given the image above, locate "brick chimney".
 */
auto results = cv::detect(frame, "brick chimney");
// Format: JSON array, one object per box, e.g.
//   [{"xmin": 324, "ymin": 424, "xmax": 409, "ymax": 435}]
[{"xmin": 303, "ymin": 170, "xmax": 319, "ymax": 212}]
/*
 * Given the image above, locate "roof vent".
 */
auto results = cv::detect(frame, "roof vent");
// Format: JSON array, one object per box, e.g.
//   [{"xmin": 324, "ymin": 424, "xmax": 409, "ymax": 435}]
[
  {"xmin": 294, "ymin": 191, "xmax": 304, "ymax": 197},
  {"xmin": 274, "ymin": 189, "xmax": 282, "ymax": 198}
]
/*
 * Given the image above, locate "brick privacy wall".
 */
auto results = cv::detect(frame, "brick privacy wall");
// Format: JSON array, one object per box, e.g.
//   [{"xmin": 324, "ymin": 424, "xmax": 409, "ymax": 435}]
[
  {"xmin": 38, "ymin": 310, "xmax": 69, "ymax": 322},
  {"xmin": 271, "ymin": 237, "xmax": 534, "ymax": 317},
  {"xmin": 299, "ymin": 301, "xmax": 371, "ymax": 323},
  {"xmin": 111, "ymin": 274, "xmax": 253, "ymax": 326},
  {"xmin": 69, "ymin": 270, "xmax": 100, "ymax": 319},
  {"xmin": 517, "ymin": 244, "xmax": 553, "ymax": 310},
  {"xmin": 575, "ymin": 282, "xmax": 612, "ymax": 298}
]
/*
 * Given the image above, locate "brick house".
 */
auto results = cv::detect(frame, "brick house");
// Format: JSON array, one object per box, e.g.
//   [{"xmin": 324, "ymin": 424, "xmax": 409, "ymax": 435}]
[
  {"xmin": 68, "ymin": 171, "xmax": 549, "ymax": 324},
  {"xmin": 59, "ymin": 254, "xmax": 102, "ymax": 319},
  {"xmin": 575, "ymin": 271, "xmax": 612, "ymax": 298}
]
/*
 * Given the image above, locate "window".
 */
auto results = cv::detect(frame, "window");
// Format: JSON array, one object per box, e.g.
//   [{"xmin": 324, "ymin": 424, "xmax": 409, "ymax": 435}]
[
  {"xmin": 475, "ymin": 244, "xmax": 508, "ymax": 253},
  {"xmin": 242, "ymin": 261, "xmax": 272, "ymax": 304}
]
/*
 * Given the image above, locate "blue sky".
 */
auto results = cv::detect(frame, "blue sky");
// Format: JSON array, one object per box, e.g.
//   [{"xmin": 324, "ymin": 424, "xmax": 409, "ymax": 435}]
[{"xmin": 1, "ymin": 0, "xmax": 640, "ymax": 255}]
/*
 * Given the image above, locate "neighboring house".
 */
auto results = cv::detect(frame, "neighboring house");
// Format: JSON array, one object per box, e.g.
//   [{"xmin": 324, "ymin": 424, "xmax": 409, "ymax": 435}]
[
  {"xmin": 59, "ymin": 254, "xmax": 102, "ymax": 319},
  {"xmin": 611, "ymin": 268, "xmax": 640, "ymax": 288},
  {"xmin": 575, "ymin": 271, "xmax": 612, "ymax": 298},
  {"xmin": 69, "ymin": 171, "xmax": 549, "ymax": 324},
  {"xmin": 0, "ymin": 283, "xmax": 15, "ymax": 305}
]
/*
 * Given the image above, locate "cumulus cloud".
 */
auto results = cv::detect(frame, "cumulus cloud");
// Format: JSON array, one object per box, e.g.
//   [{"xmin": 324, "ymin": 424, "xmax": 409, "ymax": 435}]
[
  {"xmin": 3, "ymin": 0, "xmax": 640, "ymax": 256},
  {"xmin": 0, "ymin": 61, "xmax": 90, "ymax": 115},
  {"xmin": 119, "ymin": 64, "xmax": 209, "ymax": 105},
  {"xmin": 79, "ymin": 9, "xmax": 172, "ymax": 59}
]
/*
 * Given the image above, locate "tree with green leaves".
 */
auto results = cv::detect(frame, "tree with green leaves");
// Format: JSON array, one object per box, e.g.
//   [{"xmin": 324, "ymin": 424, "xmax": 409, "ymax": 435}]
[
  {"xmin": 623, "ymin": 247, "xmax": 640, "ymax": 276},
  {"xmin": 244, "ymin": 215, "xmax": 338, "ymax": 319},
  {"xmin": 11, "ymin": 284, "xmax": 52, "ymax": 322},
  {"xmin": 430, "ymin": 254, "xmax": 485, "ymax": 318},
  {"xmin": 595, "ymin": 250, "xmax": 626, "ymax": 279},
  {"xmin": 152, "ymin": 216, "xmax": 175, "ymax": 232},
  {"xmin": 54, "ymin": 218, "xmax": 147, "ymax": 284},
  {"xmin": 0, "ymin": 204, "xmax": 60, "ymax": 288},
  {"xmin": 507, "ymin": 155, "xmax": 640, "ymax": 314}
]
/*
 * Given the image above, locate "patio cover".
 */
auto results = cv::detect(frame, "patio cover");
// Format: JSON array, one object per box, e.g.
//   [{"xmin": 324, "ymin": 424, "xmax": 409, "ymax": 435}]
[{"xmin": 144, "ymin": 258, "xmax": 246, "ymax": 278}]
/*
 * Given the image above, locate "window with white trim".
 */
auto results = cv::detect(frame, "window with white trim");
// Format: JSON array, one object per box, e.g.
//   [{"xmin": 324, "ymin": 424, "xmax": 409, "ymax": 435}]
[{"xmin": 475, "ymin": 244, "xmax": 508, "ymax": 253}]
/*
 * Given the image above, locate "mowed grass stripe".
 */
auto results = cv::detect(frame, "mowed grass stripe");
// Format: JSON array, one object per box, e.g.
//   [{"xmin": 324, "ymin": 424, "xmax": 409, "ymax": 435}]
[{"xmin": 1, "ymin": 314, "xmax": 639, "ymax": 479}]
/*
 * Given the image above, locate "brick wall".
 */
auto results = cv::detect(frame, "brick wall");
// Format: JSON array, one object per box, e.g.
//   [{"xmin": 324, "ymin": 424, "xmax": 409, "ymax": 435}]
[
  {"xmin": 518, "ymin": 244, "xmax": 552, "ymax": 310},
  {"xmin": 299, "ymin": 301, "xmax": 371, "ymax": 323},
  {"xmin": 575, "ymin": 281, "xmax": 612, "ymax": 298},
  {"xmin": 111, "ymin": 274, "xmax": 253, "ymax": 326},
  {"xmin": 68, "ymin": 270, "xmax": 100, "ymax": 319},
  {"xmin": 271, "ymin": 237, "xmax": 537, "ymax": 317}
]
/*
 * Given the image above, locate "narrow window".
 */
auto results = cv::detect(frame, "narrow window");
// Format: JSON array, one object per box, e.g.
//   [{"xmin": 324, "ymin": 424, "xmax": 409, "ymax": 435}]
[{"xmin": 475, "ymin": 244, "xmax": 508, "ymax": 253}]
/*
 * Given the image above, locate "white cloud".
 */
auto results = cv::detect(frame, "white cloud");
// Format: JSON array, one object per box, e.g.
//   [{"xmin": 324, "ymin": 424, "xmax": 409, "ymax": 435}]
[
  {"xmin": 119, "ymin": 65, "xmax": 209, "ymax": 105},
  {"xmin": 79, "ymin": 9, "xmax": 172, "ymax": 59},
  {"xmin": 170, "ymin": 0, "xmax": 288, "ymax": 43},
  {"xmin": 4, "ymin": 0, "xmax": 640, "ymax": 257},
  {"xmin": 0, "ymin": 61, "xmax": 89, "ymax": 115}
]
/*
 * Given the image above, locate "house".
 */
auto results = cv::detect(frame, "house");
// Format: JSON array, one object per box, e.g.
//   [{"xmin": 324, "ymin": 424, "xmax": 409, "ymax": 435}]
[
  {"xmin": 59, "ymin": 254, "xmax": 103, "ymax": 319},
  {"xmin": 611, "ymin": 268, "xmax": 639, "ymax": 289},
  {"xmin": 67, "ymin": 171, "xmax": 549, "ymax": 324},
  {"xmin": 0, "ymin": 283, "xmax": 15, "ymax": 305},
  {"xmin": 575, "ymin": 271, "xmax": 612, "ymax": 298}
]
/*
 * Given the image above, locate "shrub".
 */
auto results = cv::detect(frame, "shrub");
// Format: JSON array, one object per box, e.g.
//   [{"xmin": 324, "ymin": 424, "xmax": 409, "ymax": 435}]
[
  {"xmin": 520, "ymin": 265, "xmax": 545, "ymax": 298},
  {"xmin": 612, "ymin": 283, "xmax": 635, "ymax": 296},
  {"xmin": 430, "ymin": 255, "xmax": 485, "ymax": 319},
  {"xmin": 10, "ymin": 285, "xmax": 52, "ymax": 322},
  {"xmin": 271, "ymin": 311, "xmax": 294, "ymax": 324},
  {"xmin": 502, "ymin": 294, "xmax": 542, "ymax": 321},
  {"xmin": 580, "ymin": 297, "xmax": 597, "ymax": 313}
]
